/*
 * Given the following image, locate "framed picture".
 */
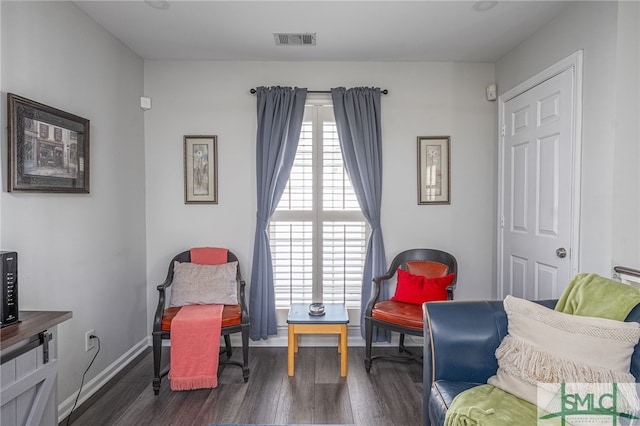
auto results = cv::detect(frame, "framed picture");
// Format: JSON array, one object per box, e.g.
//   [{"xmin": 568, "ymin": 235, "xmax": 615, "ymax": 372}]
[
  {"xmin": 184, "ymin": 135, "xmax": 218, "ymax": 204},
  {"xmin": 8, "ymin": 93, "xmax": 90, "ymax": 193},
  {"xmin": 417, "ymin": 136, "xmax": 450, "ymax": 205}
]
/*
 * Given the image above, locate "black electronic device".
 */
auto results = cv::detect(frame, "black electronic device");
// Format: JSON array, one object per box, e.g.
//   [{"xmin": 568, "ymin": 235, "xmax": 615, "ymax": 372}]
[{"xmin": 1, "ymin": 251, "xmax": 19, "ymax": 327}]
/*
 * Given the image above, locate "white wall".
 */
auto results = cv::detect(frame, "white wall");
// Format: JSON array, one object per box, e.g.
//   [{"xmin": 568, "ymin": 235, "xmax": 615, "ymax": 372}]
[
  {"xmin": 144, "ymin": 60, "xmax": 497, "ymax": 334},
  {"xmin": 612, "ymin": 1, "xmax": 640, "ymax": 268},
  {"xmin": 1, "ymin": 1, "xmax": 147, "ymax": 409},
  {"xmin": 0, "ymin": 0, "xmax": 3, "ymax": 247},
  {"xmin": 496, "ymin": 1, "xmax": 639, "ymax": 277}
]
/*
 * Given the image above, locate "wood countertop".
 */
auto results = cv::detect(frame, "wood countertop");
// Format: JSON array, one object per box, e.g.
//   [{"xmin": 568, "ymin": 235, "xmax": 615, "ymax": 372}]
[{"xmin": 1, "ymin": 310, "xmax": 72, "ymax": 348}]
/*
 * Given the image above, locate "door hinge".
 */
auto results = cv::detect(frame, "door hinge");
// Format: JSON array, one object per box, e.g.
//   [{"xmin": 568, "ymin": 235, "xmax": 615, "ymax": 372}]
[
  {"xmin": 500, "ymin": 215, "xmax": 504, "ymax": 228},
  {"xmin": 501, "ymin": 125, "xmax": 506, "ymax": 137}
]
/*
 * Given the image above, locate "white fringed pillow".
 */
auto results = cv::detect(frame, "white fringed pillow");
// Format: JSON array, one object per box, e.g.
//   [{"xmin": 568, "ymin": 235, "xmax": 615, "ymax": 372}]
[
  {"xmin": 169, "ymin": 261, "xmax": 238, "ymax": 307},
  {"xmin": 488, "ymin": 295, "xmax": 640, "ymax": 408}
]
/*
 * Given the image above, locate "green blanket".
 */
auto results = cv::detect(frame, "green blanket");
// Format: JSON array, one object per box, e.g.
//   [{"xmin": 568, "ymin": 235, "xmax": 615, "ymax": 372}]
[
  {"xmin": 444, "ymin": 384, "xmax": 564, "ymax": 426},
  {"xmin": 555, "ymin": 272, "xmax": 640, "ymax": 320}
]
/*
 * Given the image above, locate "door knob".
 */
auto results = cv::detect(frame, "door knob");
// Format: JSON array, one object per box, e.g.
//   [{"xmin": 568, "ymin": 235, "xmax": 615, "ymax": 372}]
[{"xmin": 556, "ymin": 248, "xmax": 567, "ymax": 258}]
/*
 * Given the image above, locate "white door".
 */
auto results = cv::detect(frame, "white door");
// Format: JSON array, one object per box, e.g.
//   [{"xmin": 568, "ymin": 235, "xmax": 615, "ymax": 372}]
[{"xmin": 499, "ymin": 55, "xmax": 581, "ymax": 300}]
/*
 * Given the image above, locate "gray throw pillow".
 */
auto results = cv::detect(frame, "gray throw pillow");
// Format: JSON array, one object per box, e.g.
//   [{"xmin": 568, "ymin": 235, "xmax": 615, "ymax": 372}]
[{"xmin": 169, "ymin": 261, "xmax": 238, "ymax": 307}]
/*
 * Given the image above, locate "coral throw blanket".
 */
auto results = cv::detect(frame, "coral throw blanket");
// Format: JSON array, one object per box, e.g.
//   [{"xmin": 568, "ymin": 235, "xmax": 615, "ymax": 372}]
[
  {"xmin": 169, "ymin": 304, "xmax": 224, "ymax": 390},
  {"xmin": 190, "ymin": 247, "xmax": 228, "ymax": 265},
  {"xmin": 169, "ymin": 247, "xmax": 229, "ymax": 391}
]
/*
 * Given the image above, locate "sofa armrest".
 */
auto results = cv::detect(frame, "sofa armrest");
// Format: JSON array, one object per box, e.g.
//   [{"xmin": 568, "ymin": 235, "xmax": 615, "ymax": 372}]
[{"xmin": 423, "ymin": 301, "xmax": 506, "ymax": 385}]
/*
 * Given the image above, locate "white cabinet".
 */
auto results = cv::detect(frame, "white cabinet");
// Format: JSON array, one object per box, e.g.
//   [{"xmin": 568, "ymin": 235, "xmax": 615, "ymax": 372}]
[{"xmin": 1, "ymin": 311, "xmax": 72, "ymax": 426}]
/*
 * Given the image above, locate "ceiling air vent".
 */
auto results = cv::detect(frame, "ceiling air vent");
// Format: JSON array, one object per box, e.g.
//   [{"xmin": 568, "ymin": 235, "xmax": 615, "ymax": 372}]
[{"xmin": 274, "ymin": 33, "xmax": 316, "ymax": 46}]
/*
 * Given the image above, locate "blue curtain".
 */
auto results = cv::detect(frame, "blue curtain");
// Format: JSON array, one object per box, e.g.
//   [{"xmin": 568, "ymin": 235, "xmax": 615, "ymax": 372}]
[
  {"xmin": 331, "ymin": 87, "xmax": 389, "ymax": 341},
  {"xmin": 249, "ymin": 86, "xmax": 307, "ymax": 340}
]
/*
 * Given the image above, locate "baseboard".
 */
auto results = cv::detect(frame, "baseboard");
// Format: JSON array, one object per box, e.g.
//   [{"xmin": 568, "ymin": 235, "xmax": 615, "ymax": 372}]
[
  {"xmin": 155, "ymin": 325, "xmax": 423, "ymax": 348},
  {"xmin": 58, "ymin": 337, "xmax": 148, "ymax": 424}
]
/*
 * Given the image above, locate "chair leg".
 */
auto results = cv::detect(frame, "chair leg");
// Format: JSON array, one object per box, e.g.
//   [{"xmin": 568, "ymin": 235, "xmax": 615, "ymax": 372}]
[
  {"xmin": 152, "ymin": 333, "xmax": 162, "ymax": 395},
  {"xmin": 241, "ymin": 324, "xmax": 250, "ymax": 382},
  {"xmin": 399, "ymin": 333, "xmax": 421, "ymax": 361},
  {"xmin": 365, "ymin": 318, "xmax": 373, "ymax": 373},
  {"xmin": 224, "ymin": 334, "xmax": 233, "ymax": 359}
]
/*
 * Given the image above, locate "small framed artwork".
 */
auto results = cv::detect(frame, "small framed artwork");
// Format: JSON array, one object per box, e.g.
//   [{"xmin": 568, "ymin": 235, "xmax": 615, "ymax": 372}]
[
  {"xmin": 417, "ymin": 136, "xmax": 450, "ymax": 205},
  {"xmin": 8, "ymin": 93, "xmax": 90, "ymax": 193},
  {"xmin": 184, "ymin": 135, "xmax": 218, "ymax": 204}
]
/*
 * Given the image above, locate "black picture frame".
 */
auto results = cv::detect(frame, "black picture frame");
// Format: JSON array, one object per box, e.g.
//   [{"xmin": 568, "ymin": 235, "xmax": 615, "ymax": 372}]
[
  {"xmin": 184, "ymin": 135, "xmax": 218, "ymax": 204},
  {"xmin": 8, "ymin": 93, "xmax": 90, "ymax": 193},
  {"xmin": 417, "ymin": 136, "xmax": 450, "ymax": 205}
]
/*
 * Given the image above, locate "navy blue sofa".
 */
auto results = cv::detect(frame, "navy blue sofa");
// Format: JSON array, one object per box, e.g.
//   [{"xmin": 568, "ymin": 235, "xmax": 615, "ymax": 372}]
[{"xmin": 422, "ymin": 299, "xmax": 640, "ymax": 426}]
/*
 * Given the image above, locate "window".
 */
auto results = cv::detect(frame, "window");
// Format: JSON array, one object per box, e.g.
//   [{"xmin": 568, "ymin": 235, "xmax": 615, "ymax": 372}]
[{"xmin": 269, "ymin": 102, "xmax": 368, "ymax": 310}]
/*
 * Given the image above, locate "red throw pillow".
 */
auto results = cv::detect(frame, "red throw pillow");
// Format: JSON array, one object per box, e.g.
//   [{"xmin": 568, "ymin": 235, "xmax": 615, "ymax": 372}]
[
  {"xmin": 391, "ymin": 269, "xmax": 425, "ymax": 304},
  {"xmin": 391, "ymin": 269, "xmax": 456, "ymax": 305},
  {"xmin": 421, "ymin": 273, "xmax": 456, "ymax": 302}
]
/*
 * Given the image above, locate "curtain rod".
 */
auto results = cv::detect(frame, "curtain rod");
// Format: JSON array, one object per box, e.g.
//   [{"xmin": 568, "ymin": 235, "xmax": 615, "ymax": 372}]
[{"xmin": 250, "ymin": 88, "xmax": 388, "ymax": 95}]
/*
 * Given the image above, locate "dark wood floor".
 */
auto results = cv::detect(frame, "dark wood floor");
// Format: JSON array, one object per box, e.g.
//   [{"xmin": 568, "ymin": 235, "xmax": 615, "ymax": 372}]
[{"xmin": 65, "ymin": 345, "xmax": 423, "ymax": 426}]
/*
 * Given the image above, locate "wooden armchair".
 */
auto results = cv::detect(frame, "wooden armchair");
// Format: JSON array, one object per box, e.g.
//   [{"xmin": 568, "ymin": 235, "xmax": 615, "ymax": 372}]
[
  {"xmin": 152, "ymin": 249, "xmax": 250, "ymax": 394},
  {"xmin": 364, "ymin": 248, "xmax": 457, "ymax": 372}
]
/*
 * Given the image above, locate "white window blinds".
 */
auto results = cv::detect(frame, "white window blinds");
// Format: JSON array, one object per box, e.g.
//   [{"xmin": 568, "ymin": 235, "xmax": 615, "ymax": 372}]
[{"xmin": 270, "ymin": 104, "xmax": 367, "ymax": 308}]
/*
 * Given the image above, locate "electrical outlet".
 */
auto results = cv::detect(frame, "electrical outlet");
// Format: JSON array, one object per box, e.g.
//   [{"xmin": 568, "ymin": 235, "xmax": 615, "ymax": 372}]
[{"xmin": 85, "ymin": 329, "xmax": 96, "ymax": 351}]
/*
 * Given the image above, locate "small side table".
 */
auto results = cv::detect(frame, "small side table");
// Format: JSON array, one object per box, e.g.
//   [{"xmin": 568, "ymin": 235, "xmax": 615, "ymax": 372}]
[{"xmin": 287, "ymin": 303, "xmax": 349, "ymax": 377}]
